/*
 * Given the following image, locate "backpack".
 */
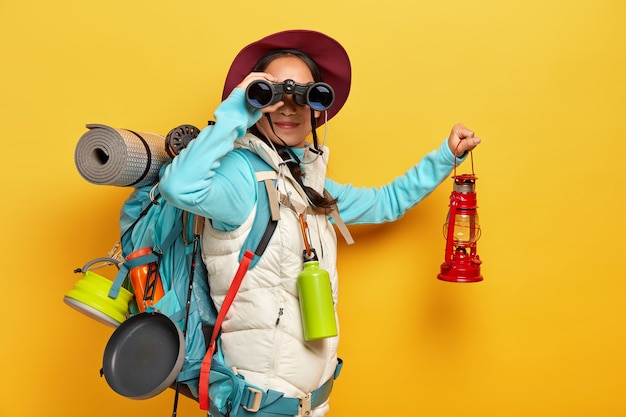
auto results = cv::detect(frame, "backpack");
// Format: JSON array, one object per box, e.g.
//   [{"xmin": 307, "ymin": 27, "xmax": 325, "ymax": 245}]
[{"xmin": 102, "ymin": 147, "xmax": 279, "ymax": 415}]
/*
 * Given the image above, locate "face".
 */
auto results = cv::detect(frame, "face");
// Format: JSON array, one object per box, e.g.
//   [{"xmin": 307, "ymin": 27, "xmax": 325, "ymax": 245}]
[{"xmin": 256, "ymin": 56, "xmax": 320, "ymax": 148}]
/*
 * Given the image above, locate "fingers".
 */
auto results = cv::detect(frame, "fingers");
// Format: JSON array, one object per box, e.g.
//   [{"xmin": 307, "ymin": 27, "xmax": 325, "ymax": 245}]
[
  {"xmin": 260, "ymin": 100, "xmax": 284, "ymax": 114},
  {"xmin": 235, "ymin": 72, "xmax": 279, "ymax": 92},
  {"xmin": 451, "ymin": 123, "xmax": 474, "ymax": 141}
]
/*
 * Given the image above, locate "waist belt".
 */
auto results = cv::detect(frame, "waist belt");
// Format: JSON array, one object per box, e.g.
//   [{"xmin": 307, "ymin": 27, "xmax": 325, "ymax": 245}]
[{"xmin": 237, "ymin": 359, "xmax": 343, "ymax": 417}]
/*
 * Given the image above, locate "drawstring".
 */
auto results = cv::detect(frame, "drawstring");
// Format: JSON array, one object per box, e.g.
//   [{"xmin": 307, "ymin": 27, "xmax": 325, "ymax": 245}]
[{"xmin": 309, "ymin": 108, "xmax": 322, "ymax": 155}]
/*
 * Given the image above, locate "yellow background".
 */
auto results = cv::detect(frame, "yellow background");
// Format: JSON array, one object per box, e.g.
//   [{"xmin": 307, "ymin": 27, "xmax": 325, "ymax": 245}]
[{"xmin": 1, "ymin": 0, "xmax": 625, "ymax": 416}]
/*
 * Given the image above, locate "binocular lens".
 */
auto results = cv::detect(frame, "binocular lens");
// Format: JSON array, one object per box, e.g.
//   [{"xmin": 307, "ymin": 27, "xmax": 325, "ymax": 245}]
[
  {"xmin": 307, "ymin": 84, "xmax": 334, "ymax": 111},
  {"xmin": 246, "ymin": 80, "xmax": 274, "ymax": 108}
]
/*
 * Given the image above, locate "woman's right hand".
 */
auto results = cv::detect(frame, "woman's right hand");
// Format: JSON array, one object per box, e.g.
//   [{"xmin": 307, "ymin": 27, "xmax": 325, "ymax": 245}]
[{"xmin": 236, "ymin": 72, "xmax": 284, "ymax": 113}]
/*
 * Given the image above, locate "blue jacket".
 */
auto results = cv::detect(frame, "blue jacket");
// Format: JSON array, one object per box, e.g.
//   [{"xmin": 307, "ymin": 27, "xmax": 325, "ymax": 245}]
[{"xmin": 159, "ymin": 88, "xmax": 464, "ymax": 228}]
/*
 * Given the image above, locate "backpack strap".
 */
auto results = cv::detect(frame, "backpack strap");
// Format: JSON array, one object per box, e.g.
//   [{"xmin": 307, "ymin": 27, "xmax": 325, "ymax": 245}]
[
  {"xmin": 237, "ymin": 358, "xmax": 343, "ymax": 416},
  {"xmin": 236, "ymin": 149, "xmax": 280, "ymax": 269},
  {"xmin": 198, "ymin": 248, "xmax": 254, "ymax": 411},
  {"xmin": 307, "ymin": 191, "xmax": 355, "ymax": 245}
]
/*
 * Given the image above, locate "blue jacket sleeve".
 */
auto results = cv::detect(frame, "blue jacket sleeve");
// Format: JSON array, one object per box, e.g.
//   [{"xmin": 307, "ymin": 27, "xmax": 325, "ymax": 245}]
[
  {"xmin": 325, "ymin": 140, "xmax": 464, "ymax": 225},
  {"xmin": 158, "ymin": 89, "xmax": 261, "ymax": 228}
]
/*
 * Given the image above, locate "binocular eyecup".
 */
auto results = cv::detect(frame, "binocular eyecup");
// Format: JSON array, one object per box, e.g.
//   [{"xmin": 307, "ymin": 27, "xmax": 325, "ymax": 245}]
[{"xmin": 246, "ymin": 79, "xmax": 335, "ymax": 112}]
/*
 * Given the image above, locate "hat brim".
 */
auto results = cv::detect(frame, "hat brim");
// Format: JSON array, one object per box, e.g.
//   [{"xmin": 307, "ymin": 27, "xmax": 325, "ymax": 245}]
[{"xmin": 222, "ymin": 30, "xmax": 351, "ymax": 124}]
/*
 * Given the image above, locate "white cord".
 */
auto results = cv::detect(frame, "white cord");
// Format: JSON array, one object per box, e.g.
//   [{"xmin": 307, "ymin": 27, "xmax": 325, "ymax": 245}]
[{"xmin": 149, "ymin": 183, "xmax": 160, "ymax": 204}]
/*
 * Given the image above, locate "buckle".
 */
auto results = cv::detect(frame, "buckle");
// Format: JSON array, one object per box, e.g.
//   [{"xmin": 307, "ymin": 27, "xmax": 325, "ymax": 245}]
[
  {"xmin": 242, "ymin": 387, "xmax": 263, "ymax": 412},
  {"xmin": 298, "ymin": 393, "xmax": 312, "ymax": 416}
]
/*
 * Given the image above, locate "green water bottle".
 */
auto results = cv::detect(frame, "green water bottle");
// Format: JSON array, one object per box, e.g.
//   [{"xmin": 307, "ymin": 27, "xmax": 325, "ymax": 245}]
[{"xmin": 297, "ymin": 260, "xmax": 338, "ymax": 340}]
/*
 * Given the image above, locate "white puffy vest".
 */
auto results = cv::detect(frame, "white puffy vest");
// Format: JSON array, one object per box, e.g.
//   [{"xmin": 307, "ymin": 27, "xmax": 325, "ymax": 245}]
[{"xmin": 201, "ymin": 134, "xmax": 340, "ymax": 412}]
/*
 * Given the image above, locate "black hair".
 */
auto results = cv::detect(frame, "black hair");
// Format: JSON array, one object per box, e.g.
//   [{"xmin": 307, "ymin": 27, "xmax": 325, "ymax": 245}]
[
  {"xmin": 249, "ymin": 49, "xmax": 337, "ymax": 209},
  {"xmin": 252, "ymin": 49, "xmax": 323, "ymax": 82}
]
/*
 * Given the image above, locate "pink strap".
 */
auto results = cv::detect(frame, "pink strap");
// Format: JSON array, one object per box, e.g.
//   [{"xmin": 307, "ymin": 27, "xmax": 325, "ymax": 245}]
[{"xmin": 199, "ymin": 249, "xmax": 254, "ymax": 410}]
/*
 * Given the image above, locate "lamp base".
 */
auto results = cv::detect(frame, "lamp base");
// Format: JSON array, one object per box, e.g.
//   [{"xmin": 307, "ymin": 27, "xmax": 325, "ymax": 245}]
[{"xmin": 438, "ymin": 256, "xmax": 483, "ymax": 283}]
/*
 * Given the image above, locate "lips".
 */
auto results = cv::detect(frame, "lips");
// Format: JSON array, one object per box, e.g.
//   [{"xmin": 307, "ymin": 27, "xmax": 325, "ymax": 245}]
[{"xmin": 273, "ymin": 121, "xmax": 299, "ymax": 130}]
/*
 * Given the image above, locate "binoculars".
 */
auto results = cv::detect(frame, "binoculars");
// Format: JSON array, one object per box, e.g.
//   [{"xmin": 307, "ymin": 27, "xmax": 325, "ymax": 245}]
[{"xmin": 246, "ymin": 79, "xmax": 335, "ymax": 111}]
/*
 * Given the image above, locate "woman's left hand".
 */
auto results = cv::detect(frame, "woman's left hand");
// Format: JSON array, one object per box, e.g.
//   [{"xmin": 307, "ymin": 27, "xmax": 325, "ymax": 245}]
[{"xmin": 448, "ymin": 124, "xmax": 481, "ymax": 157}]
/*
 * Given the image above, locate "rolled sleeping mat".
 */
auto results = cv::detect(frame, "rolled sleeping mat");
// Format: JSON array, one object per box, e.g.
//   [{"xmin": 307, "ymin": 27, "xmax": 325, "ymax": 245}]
[{"xmin": 74, "ymin": 124, "xmax": 171, "ymax": 187}]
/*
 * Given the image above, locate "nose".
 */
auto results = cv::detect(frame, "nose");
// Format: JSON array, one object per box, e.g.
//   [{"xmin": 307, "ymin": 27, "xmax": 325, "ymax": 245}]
[{"xmin": 278, "ymin": 94, "xmax": 297, "ymax": 115}]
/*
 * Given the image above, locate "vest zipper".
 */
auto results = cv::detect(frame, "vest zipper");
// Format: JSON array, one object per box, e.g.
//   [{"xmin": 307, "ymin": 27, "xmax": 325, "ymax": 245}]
[
  {"xmin": 275, "ymin": 307, "xmax": 284, "ymax": 326},
  {"xmin": 270, "ymin": 295, "xmax": 285, "ymax": 381}
]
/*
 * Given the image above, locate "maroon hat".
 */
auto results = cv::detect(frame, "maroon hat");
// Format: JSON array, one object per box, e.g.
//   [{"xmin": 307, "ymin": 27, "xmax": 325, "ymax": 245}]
[{"xmin": 222, "ymin": 29, "xmax": 351, "ymax": 123}]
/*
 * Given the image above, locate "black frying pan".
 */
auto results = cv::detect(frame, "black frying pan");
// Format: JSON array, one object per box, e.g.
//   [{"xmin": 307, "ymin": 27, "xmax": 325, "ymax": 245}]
[{"xmin": 102, "ymin": 311, "xmax": 185, "ymax": 399}]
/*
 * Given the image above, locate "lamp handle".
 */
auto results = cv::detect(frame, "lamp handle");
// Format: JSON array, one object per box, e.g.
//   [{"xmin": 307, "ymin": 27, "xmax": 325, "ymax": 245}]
[{"xmin": 453, "ymin": 142, "xmax": 475, "ymax": 179}]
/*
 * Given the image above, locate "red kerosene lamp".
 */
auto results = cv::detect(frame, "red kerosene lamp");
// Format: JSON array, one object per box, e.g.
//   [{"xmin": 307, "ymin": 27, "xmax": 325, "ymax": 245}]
[{"xmin": 438, "ymin": 152, "xmax": 483, "ymax": 283}]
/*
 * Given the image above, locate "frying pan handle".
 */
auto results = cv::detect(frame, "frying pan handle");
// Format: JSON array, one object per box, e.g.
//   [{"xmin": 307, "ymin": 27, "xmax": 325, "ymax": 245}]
[{"xmin": 81, "ymin": 257, "xmax": 121, "ymax": 273}]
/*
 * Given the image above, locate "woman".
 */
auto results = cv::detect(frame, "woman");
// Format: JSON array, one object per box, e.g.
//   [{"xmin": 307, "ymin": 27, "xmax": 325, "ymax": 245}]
[{"xmin": 159, "ymin": 29, "xmax": 481, "ymax": 417}]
